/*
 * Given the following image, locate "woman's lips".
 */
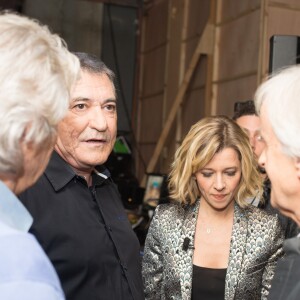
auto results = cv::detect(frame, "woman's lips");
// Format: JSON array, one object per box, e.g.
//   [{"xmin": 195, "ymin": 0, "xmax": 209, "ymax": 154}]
[{"xmin": 211, "ymin": 194, "xmax": 227, "ymax": 200}]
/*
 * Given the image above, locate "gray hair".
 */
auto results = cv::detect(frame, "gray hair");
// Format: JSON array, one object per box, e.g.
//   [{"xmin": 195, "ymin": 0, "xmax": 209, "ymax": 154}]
[
  {"xmin": 254, "ymin": 65, "xmax": 300, "ymax": 158},
  {"xmin": 73, "ymin": 52, "xmax": 115, "ymax": 84},
  {"xmin": 0, "ymin": 12, "xmax": 80, "ymax": 175}
]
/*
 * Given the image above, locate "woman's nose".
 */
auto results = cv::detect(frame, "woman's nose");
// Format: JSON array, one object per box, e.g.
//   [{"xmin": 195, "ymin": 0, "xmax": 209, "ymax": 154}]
[{"xmin": 214, "ymin": 176, "xmax": 225, "ymax": 190}]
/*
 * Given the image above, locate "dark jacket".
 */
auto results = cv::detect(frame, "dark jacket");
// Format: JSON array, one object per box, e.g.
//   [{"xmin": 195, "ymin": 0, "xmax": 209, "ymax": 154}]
[
  {"xmin": 268, "ymin": 236, "xmax": 300, "ymax": 300},
  {"xmin": 19, "ymin": 151, "xmax": 144, "ymax": 300}
]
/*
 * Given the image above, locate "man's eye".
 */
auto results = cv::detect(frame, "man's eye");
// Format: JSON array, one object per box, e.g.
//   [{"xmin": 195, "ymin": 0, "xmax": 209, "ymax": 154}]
[
  {"xmin": 105, "ymin": 104, "xmax": 116, "ymax": 112},
  {"xmin": 74, "ymin": 103, "xmax": 86, "ymax": 110},
  {"xmin": 256, "ymin": 135, "xmax": 264, "ymax": 142}
]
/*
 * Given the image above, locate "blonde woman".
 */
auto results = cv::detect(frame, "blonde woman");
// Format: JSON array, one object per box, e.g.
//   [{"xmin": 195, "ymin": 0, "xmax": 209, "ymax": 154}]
[{"xmin": 142, "ymin": 116, "xmax": 284, "ymax": 300}]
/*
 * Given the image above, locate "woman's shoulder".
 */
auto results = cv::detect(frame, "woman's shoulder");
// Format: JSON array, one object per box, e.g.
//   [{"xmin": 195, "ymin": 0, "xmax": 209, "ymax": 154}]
[
  {"xmin": 155, "ymin": 202, "xmax": 183, "ymax": 216},
  {"xmin": 242, "ymin": 205, "xmax": 280, "ymax": 225},
  {"xmin": 153, "ymin": 201, "xmax": 197, "ymax": 221}
]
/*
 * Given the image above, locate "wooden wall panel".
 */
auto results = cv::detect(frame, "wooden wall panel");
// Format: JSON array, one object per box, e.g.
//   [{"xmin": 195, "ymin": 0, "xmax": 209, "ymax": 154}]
[
  {"xmin": 186, "ymin": 0, "xmax": 210, "ymax": 39},
  {"xmin": 161, "ymin": 123, "xmax": 177, "ymax": 174},
  {"xmin": 182, "ymin": 88, "xmax": 206, "ymax": 135},
  {"xmin": 143, "ymin": 0, "xmax": 169, "ymax": 51},
  {"xmin": 135, "ymin": 0, "xmax": 300, "ymax": 182},
  {"xmin": 269, "ymin": 0, "xmax": 300, "ymax": 8},
  {"xmin": 184, "ymin": 39, "xmax": 207, "ymax": 88},
  {"xmin": 136, "ymin": 0, "xmax": 171, "ymax": 180},
  {"xmin": 164, "ymin": 0, "xmax": 185, "ymax": 112},
  {"xmin": 262, "ymin": 7, "xmax": 300, "ymax": 76},
  {"xmin": 136, "ymin": 144, "xmax": 155, "ymax": 177},
  {"xmin": 139, "ymin": 94, "xmax": 163, "ymax": 143},
  {"xmin": 268, "ymin": 8, "xmax": 300, "ymax": 38},
  {"xmin": 220, "ymin": 0, "xmax": 260, "ymax": 22},
  {"xmin": 142, "ymin": 46, "xmax": 167, "ymax": 96},
  {"xmin": 184, "ymin": 1, "xmax": 210, "ymax": 67},
  {"xmin": 215, "ymin": 74, "xmax": 257, "ymax": 116},
  {"xmin": 217, "ymin": 9, "xmax": 260, "ymax": 80}
]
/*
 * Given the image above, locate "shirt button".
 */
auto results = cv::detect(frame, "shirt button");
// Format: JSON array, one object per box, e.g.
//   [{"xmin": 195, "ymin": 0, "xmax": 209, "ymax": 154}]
[{"xmin": 119, "ymin": 261, "xmax": 127, "ymax": 271}]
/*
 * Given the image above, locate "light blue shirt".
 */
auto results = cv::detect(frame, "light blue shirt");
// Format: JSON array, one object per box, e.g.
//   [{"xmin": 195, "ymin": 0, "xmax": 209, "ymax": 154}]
[{"xmin": 0, "ymin": 180, "xmax": 65, "ymax": 300}]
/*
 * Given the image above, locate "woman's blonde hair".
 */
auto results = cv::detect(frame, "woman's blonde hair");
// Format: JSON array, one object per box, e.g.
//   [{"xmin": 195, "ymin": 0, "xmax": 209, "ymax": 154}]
[{"xmin": 168, "ymin": 115, "xmax": 263, "ymax": 206}]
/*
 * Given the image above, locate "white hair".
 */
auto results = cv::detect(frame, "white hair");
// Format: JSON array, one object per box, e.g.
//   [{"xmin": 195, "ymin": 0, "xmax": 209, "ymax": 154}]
[
  {"xmin": 254, "ymin": 65, "xmax": 300, "ymax": 158},
  {"xmin": 0, "ymin": 12, "xmax": 80, "ymax": 174}
]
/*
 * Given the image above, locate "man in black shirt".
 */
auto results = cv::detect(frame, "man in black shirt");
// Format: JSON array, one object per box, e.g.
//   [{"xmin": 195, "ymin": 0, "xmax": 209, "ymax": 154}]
[{"xmin": 19, "ymin": 53, "xmax": 144, "ymax": 300}]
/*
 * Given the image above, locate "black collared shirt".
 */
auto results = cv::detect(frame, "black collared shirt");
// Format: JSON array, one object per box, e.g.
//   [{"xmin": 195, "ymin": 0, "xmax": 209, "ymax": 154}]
[{"xmin": 19, "ymin": 151, "xmax": 144, "ymax": 300}]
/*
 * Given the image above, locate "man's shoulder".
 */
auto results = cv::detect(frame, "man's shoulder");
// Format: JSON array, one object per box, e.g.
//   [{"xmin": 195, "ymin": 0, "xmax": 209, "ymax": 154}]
[
  {"xmin": 19, "ymin": 152, "xmax": 75, "ymax": 201},
  {"xmin": 0, "ymin": 230, "xmax": 64, "ymax": 299},
  {"xmin": 269, "ymin": 237, "xmax": 300, "ymax": 300},
  {"xmin": 0, "ymin": 228, "xmax": 49, "ymax": 268},
  {"xmin": 19, "ymin": 172, "xmax": 52, "ymax": 204},
  {"xmin": 283, "ymin": 236, "xmax": 300, "ymax": 255},
  {"xmin": 0, "ymin": 229, "xmax": 61, "ymax": 287}
]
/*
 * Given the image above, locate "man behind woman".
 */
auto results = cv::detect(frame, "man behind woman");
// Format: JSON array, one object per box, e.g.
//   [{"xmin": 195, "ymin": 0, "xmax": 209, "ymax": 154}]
[{"xmin": 142, "ymin": 116, "xmax": 284, "ymax": 300}]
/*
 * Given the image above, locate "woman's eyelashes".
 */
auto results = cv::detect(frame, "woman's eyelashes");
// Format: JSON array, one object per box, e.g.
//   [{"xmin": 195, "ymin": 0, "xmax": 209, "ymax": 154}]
[{"xmin": 200, "ymin": 170, "xmax": 237, "ymax": 178}]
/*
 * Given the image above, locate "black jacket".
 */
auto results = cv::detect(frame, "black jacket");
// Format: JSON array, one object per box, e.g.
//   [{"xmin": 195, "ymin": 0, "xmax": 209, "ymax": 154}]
[
  {"xmin": 268, "ymin": 237, "xmax": 300, "ymax": 300},
  {"xmin": 19, "ymin": 151, "xmax": 144, "ymax": 300}
]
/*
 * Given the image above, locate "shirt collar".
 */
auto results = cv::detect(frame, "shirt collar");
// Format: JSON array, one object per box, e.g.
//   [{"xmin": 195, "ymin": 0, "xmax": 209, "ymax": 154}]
[
  {"xmin": 45, "ymin": 151, "xmax": 111, "ymax": 191},
  {"xmin": 0, "ymin": 180, "xmax": 33, "ymax": 232}
]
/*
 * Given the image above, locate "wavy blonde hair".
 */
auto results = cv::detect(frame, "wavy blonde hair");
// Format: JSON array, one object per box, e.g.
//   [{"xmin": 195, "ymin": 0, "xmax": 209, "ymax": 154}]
[{"xmin": 168, "ymin": 116, "xmax": 263, "ymax": 206}]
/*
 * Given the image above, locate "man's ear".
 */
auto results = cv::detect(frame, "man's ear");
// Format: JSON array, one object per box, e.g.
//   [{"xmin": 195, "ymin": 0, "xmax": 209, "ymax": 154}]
[{"xmin": 295, "ymin": 157, "xmax": 300, "ymax": 179}]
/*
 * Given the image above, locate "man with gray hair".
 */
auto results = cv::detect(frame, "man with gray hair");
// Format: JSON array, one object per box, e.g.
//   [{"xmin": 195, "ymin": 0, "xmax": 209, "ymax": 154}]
[
  {"xmin": 233, "ymin": 99, "xmax": 298, "ymax": 239},
  {"xmin": 0, "ymin": 12, "xmax": 80, "ymax": 300},
  {"xmin": 254, "ymin": 65, "xmax": 300, "ymax": 300},
  {"xmin": 20, "ymin": 52, "xmax": 144, "ymax": 300}
]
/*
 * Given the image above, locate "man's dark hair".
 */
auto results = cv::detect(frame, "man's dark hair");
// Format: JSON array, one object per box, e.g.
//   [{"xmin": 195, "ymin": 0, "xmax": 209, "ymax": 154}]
[
  {"xmin": 232, "ymin": 100, "xmax": 257, "ymax": 120},
  {"xmin": 73, "ymin": 52, "xmax": 115, "ymax": 83}
]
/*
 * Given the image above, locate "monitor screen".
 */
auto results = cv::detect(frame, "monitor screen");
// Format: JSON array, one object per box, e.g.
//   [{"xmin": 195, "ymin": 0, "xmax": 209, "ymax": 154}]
[{"xmin": 143, "ymin": 174, "xmax": 165, "ymax": 208}]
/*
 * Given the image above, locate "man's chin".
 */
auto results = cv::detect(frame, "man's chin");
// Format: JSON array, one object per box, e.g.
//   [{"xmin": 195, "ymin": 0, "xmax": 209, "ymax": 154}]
[{"xmin": 76, "ymin": 153, "xmax": 111, "ymax": 169}]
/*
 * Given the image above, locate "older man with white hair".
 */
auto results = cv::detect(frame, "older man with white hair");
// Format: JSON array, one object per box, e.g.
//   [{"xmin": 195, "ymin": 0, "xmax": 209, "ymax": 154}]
[
  {"xmin": 0, "ymin": 12, "xmax": 80, "ymax": 300},
  {"xmin": 254, "ymin": 65, "xmax": 300, "ymax": 300}
]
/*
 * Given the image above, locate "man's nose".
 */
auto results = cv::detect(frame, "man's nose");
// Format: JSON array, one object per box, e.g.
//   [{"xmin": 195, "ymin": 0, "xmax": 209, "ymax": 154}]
[
  {"xmin": 249, "ymin": 135, "xmax": 256, "ymax": 150},
  {"xmin": 89, "ymin": 107, "xmax": 108, "ymax": 131},
  {"xmin": 258, "ymin": 149, "xmax": 266, "ymax": 168}
]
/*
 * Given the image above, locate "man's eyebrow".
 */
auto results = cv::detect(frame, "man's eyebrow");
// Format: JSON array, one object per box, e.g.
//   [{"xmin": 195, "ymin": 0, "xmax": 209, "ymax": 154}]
[
  {"xmin": 103, "ymin": 98, "xmax": 117, "ymax": 104},
  {"xmin": 72, "ymin": 97, "xmax": 90, "ymax": 102},
  {"xmin": 71, "ymin": 97, "xmax": 117, "ymax": 103}
]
